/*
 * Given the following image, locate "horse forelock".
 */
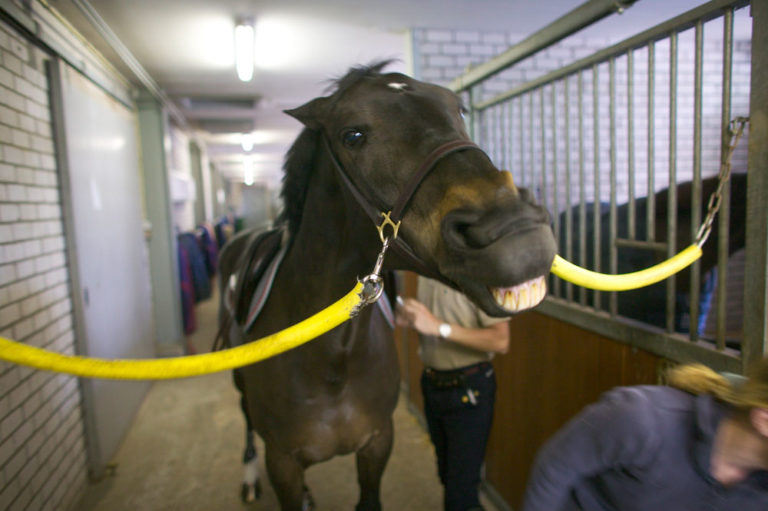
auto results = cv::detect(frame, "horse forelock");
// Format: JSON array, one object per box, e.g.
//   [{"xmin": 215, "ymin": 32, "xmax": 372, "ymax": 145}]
[{"xmin": 325, "ymin": 60, "xmax": 395, "ymax": 99}]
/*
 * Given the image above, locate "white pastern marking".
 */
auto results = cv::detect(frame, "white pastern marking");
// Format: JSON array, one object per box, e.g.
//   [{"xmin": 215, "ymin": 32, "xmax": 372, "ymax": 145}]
[{"xmin": 243, "ymin": 457, "xmax": 259, "ymax": 484}]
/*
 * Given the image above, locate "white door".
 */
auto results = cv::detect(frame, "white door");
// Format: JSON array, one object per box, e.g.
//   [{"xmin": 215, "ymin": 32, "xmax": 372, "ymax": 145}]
[{"xmin": 52, "ymin": 60, "xmax": 155, "ymax": 475}]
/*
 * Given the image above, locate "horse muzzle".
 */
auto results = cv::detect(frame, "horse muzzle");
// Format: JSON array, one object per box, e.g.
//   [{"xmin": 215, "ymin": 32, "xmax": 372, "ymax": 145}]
[{"xmin": 439, "ymin": 191, "xmax": 557, "ymax": 316}]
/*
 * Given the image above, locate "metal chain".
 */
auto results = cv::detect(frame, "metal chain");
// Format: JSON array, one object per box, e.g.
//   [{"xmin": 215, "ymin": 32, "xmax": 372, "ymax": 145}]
[{"xmin": 695, "ymin": 116, "xmax": 749, "ymax": 247}]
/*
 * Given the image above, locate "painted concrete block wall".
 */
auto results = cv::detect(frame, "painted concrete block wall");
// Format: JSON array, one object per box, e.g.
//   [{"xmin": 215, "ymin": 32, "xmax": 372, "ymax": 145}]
[{"xmin": 0, "ymin": 19, "xmax": 88, "ymax": 511}]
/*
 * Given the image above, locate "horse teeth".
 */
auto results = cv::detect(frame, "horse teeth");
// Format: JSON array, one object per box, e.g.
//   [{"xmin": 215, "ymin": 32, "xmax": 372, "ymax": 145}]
[
  {"xmin": 491, "ymin": 275, "xmax": 548, "ymax": 312},
  {"xmin": 530, "ymin": 280, "xmax": 540, "ymax": 303},
  {"xmin": 507, "ymin": 290, "xmax": 517, "ymax": 310},
  {"xmin": 519, "ymin": 287, "xmax": 529, "ymax": 309}
]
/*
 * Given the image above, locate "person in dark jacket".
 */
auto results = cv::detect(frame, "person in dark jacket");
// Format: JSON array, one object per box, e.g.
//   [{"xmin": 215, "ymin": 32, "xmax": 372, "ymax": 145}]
[{"xmin": 522, "ymin": 357, "xmax": 768, "ymax": 511}]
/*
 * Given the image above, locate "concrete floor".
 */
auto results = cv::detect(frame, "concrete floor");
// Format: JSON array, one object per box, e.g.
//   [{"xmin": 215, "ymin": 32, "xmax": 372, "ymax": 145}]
[{"xmin": 75, "ymin": 290, "xmax": 499, "ymax": 511}]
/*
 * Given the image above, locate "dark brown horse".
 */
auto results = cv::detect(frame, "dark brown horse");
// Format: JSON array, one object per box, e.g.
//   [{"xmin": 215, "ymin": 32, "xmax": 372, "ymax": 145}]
[
  {"xmin": 555, "ymin": 172, "xmax": 747, "ymax": 330},
  {"xmin": 217, "ymin": 61, "xmax": 556, "ymax": 511}
]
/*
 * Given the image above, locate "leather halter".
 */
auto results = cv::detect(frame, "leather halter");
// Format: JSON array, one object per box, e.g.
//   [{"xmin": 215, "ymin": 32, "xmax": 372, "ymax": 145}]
[{"xmin": 322, "ymin": 136, "xmax": 491, "ymax": 279}]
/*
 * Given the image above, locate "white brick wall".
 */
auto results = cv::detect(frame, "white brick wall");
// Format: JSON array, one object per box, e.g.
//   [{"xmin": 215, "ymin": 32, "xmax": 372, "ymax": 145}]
[
  {"xmin": 413, "ymin": 11, "xmax": 752, "ymax": 213},
  {"xmin": 0, "ymin": 19, "xmax": 88, "ymax": 511}
]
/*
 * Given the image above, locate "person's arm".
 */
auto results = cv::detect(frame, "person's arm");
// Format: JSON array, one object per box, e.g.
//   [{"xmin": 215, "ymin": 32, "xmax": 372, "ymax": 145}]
[
  {"xmin": 395, "ymin": 297, "xmax": 509, "ymax": 353},
  {"xmin": 521, "ymin": 387, "xmax": 662, "ymax": 511}
]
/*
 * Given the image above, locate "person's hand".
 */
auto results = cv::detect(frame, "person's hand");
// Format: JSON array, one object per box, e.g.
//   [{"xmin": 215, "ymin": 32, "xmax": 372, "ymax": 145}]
[
  {"xmin": 394, "ymin": 296, "xmax": 409, "ymax": 328},
  {"xmin": 395, "ymin": 297, "xmax": 441, "ymax": 337}
]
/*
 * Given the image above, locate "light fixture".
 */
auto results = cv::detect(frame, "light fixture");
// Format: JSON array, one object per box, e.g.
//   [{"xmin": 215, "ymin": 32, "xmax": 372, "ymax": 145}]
[
  {"xmin": 243, "ymin": 156, "xmax": 255, "ymax": 186},
  {"xmin": 240, "ymin": 132, "xmax": 254, "ymax": 151},
  {"xmin": 234, "ymin": 17, "xmax": 255, "ymax": 82}
]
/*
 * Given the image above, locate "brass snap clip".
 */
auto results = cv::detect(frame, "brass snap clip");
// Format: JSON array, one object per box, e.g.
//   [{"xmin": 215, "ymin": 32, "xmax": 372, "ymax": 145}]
[{"xmin": 376, "ymin": 211, "xmax": 401, "ymax": 244}]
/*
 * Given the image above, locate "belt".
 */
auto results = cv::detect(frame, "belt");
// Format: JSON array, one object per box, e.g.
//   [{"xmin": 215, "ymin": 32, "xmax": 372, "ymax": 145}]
[
  {"xmin": 423, "ymin": 362, "xmax": 491, "ymax": 389},
  {"xmin": 425, "ymin": 361, "xmax": 491, "ymax": 378}
]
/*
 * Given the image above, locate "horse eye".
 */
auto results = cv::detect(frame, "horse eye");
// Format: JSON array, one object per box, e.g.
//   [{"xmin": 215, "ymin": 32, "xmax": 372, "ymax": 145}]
[
  {"xmin": 342, "ymin": 129, "xmax": 365, "ymax": 148},
  {"xmin": 459, "ymin": 107, "xmax": 467, "ymax": 120}
]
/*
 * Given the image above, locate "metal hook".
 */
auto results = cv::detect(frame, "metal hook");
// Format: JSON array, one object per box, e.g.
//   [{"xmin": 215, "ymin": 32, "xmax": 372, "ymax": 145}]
[{"xmin": 354, "ymin": 233, "xmax": 392, "ymax": 314}]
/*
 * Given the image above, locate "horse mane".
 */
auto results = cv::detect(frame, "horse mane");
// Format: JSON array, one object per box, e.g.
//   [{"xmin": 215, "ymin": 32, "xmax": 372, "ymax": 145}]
[
  {"xmin": 276, "ymin": 128, "xmax": 320, "ymax": 235},
  {"xmin": 277, "ymin": 60, "xmax": 396, "ymax": 235}
]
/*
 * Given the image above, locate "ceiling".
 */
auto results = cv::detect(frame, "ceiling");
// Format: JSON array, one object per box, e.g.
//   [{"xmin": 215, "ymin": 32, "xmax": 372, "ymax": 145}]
[{"xmin": 49, "ymin": 0, "xmax": 709, "ymax": 187}]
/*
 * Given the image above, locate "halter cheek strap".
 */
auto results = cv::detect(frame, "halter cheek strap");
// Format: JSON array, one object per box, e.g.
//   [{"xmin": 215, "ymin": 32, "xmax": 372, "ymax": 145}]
[{"xmin": 322, "ymin": 136, "xmax": 490, "ymax": 279}]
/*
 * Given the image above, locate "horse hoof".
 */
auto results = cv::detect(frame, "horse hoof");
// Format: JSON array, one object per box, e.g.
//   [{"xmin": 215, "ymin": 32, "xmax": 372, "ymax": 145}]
[{"xmin": 240, "ymin": 481, "xmax": 262, "ymax": 503}]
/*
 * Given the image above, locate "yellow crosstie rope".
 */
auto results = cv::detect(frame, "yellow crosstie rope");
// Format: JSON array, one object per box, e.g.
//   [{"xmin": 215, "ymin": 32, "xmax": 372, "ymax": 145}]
[
  {"xmin": 0, "ymin": 118, "xmax": 739, "ymax": 380},
  {"xmin": 550, "ymin": 244, "xmax": 703, "ymax": 292},
  {"xmin": 0, "ymin": 245, "xmax": 704, "ymax": 380},
  {"xmin": 0, "ymin": 282, "xmax": 364, "ymax": 380}
]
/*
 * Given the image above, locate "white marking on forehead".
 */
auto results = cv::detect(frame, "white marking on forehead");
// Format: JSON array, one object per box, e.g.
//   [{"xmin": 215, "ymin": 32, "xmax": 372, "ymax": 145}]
[{"xmin": 388, "ymin": 82, "xmax": 408, "ymax": 91}]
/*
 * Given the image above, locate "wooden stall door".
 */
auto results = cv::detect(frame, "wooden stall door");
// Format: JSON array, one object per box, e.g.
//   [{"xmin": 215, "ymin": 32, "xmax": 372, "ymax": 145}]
[{"xmin": 486, "ymin": 311, "xmax": 662, "ymax": 509}]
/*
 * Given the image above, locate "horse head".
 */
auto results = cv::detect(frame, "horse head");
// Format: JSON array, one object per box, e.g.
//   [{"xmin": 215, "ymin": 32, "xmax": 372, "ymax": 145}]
[{"xmin": 285, "ymin": 61, "xmax": 556, "ymax": 317}]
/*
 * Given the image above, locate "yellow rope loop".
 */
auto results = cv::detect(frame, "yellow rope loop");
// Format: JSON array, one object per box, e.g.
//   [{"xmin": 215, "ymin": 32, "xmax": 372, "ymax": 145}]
[
  {"xmin": 0, "ymin": 282, "xmax": 364, "ymax": 380},
  {"xmin": 550, "ymin": 244, "xmax": 703, "ymax": 292},
  {"xmin": 0, "ymin": 248, "xmax": 708, "ymax": 377}
]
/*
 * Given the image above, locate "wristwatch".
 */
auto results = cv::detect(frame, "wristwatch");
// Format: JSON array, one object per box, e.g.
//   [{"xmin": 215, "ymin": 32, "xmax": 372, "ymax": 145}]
[{"xmin": 438, "ymin": 322, "xmax": 452, "ymax": 339}]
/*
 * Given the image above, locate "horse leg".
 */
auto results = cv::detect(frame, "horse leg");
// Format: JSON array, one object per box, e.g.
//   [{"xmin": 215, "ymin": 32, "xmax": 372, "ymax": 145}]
[
  {"xmin": 354, "ymin": 417, "xmax": 394, "ymax": 511},
  {"xmin": 264, "ymin": 445, "xmax": 315, "ymax": 511},
  {"xmin": 233, "ymin": 370, "xmax": 262, "ymax": 503},
  {"xmin": 240, "ymin": 407, "xmax": 263, "ymax": 503}
]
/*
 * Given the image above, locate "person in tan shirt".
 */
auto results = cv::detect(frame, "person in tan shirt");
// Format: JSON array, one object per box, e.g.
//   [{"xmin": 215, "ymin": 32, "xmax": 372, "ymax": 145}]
[{"xmin": 396, "ymin": 276, "xmax": 510, "ymax": 511}]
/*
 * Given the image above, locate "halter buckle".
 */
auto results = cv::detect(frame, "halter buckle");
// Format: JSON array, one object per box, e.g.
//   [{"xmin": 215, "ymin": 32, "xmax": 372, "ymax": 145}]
[{"xmin": 377, "ymin": 211, "xmax": 401, "ymax": 243}]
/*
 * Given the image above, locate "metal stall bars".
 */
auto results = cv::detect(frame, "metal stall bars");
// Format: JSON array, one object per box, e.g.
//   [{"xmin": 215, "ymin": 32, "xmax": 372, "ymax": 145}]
[{"xmin": 450, "ymin": 0, "xmax": 765, "ymax": 373}]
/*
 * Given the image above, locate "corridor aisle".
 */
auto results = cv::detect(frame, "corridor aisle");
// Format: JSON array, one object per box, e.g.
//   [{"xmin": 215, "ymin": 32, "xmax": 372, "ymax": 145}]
[{"xmin": 75, "ymin": 287, "xmax": 493, "ymax": 510}]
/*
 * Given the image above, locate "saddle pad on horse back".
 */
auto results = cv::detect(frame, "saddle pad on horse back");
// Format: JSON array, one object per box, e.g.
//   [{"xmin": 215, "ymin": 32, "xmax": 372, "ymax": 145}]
[
  {"xmin": 227, "ymin": 226, "xmax": 395, "ymax": 342},
  {"xmin": 232, "ymin": 228, "xmax": 284, "ymax": 326}
]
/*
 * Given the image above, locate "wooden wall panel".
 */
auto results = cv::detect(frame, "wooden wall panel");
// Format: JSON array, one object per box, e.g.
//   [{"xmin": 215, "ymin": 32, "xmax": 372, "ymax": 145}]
[
  {"xmin": 485, "ymin": 311, "xmax": 662, "ymax": 509},
  {"xmin": 407, "ymin": 331, "xmax": 425, "ymax": 411},
  {"xmin": 398, "ymin": 272, "xmax": 426, "ymax": 411}
]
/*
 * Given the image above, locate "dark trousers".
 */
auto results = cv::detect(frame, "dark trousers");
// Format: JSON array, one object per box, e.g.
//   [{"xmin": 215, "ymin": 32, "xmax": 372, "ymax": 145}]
[{"xmin": 421, "ymin": 362, "xmax": 496, "ymax": 511}]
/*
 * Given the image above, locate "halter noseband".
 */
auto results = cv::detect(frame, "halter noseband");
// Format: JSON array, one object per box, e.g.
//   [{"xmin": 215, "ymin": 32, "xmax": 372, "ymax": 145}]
[{"xmin": 323, "ymin": 136, "xmax": 490, "ymax": 279}]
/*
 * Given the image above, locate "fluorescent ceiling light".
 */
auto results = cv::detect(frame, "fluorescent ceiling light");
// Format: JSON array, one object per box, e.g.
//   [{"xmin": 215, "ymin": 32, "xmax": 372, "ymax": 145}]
[
  {"xmin": 243, "ymin": 156, "xmax": 255, "ymax": 185},
  {"xmin": 241, "ymin": 132, "xmax": 254, "ymax": 151},
  {"xmin": 235, "ymin": 18, "xmax": 255, "ymax": 82}
]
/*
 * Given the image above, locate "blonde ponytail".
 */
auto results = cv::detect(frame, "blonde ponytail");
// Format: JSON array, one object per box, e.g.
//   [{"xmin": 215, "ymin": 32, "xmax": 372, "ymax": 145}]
[
  {"xmin": 666, "ymin": 357, "xmax": 768, "ymax": 411},
  {"xmin": 666, "ymin": 363, "xmax": 733, "ymax": 402}
]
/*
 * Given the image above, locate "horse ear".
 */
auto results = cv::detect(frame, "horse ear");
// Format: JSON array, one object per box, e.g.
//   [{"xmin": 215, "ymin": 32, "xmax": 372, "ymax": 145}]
[{"xmin": 284, "ymin": 97, "xmax": 329, "ymax": 131}]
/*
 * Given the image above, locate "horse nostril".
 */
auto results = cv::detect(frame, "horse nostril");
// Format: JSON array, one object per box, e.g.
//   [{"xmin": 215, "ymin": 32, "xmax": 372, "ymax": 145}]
[
  {"xmin": 443, "ymin": 211, "xmax": 483, "ymax": 249},
  {"xmin": 444, "ymin": 209, "xmax": 521, "ymax": 250},
  {"xmin": 451, "ymin": 222, "xmax": 483, "ymax": 248},
  {"xmin": 443, "ymin": 202, "xmax": 551, "ymax": 252}
]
